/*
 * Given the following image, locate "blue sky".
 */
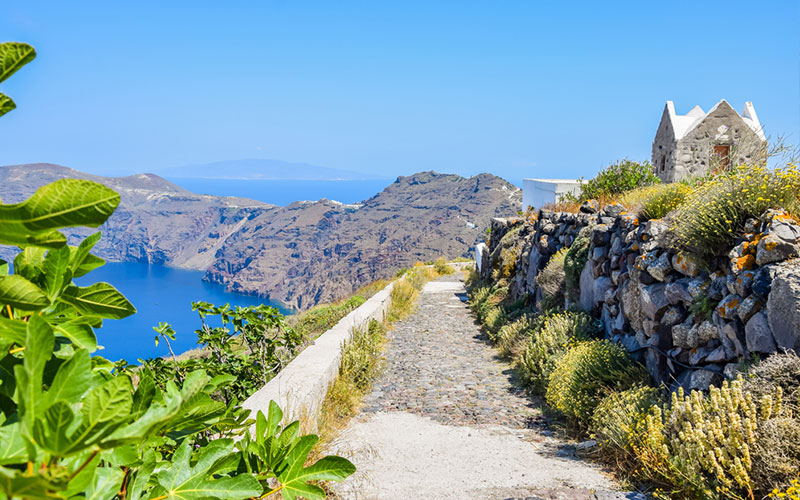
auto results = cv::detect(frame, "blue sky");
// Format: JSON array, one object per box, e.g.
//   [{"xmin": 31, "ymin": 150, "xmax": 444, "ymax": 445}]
[{"xmin": 1, "ymin": 1, "xmax": 798, "ymax": 183}]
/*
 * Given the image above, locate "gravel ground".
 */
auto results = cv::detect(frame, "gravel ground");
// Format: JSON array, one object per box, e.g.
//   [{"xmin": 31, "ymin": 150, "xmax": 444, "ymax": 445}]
[{"xmin": 329, "ymin": 273, "xmax": 641, "ymax": 500}]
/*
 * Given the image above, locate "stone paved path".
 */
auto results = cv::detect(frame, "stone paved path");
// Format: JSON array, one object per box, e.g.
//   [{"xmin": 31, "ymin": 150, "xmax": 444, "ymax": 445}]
[{"xmin": 329, "ymin": 273, "xmax": 639, "ymax": 500}]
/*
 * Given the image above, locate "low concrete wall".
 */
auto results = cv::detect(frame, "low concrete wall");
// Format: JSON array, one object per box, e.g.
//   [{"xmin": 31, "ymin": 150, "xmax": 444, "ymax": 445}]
[{"xmin": 242, "ymin": 280, "xmax": 395, "ymax": 425}]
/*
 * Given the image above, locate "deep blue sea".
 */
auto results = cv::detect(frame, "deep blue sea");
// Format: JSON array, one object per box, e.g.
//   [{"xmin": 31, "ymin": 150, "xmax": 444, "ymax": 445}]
[
  {"xmin": 168, "ymin": 178, "xmax": 393, "ymax": 206},
  {"xmin": 75, "ymin": 262, "xmax": 291, "ymax": 363}
]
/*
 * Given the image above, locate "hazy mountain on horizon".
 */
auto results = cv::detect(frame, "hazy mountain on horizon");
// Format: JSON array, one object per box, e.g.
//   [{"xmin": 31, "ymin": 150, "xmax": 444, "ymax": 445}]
[{"xmin": 158, "ymin": 158, "xmax": 388, "ymax": 181}]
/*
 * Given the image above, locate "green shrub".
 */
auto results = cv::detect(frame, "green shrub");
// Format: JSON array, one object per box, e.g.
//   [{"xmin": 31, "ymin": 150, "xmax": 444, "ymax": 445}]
[
  {"xmin": 633, "ymin": 379, "xmax": 788, "ymax": 500},
  {"xmin": 468, "ymin": 285, "xmax": 492, "ymax": 316},
  {"xmin": 564, "ymin": 226, "xmax": 593, "ymax": 301},
  {"xmin": 497, "ymin": 315, "xmax": 533, "ymax": 357},
  {"xmin": 591, "ymin": 385, "xmax": 661, "ymax": 465},
  {"xmin": 673, "ymin": 165, "xmax": 800, "ymax": 265},
  {"xmin": 492, "ymin": 225, "xmax": 523, "ymax": 280},
  {"xmin": 536, "ymin": 248, "xmax": 568, "ymax": 311},
  {"xmin": 433, "ymin": 257, "xmax": 455, "ymax": 275},
  {"xmin": 483, "ymin": 306, "xmax": 507, "ymax": 339},
  {"xmin": 574, "ymin": 159, "xmax": 660, "ymax": 201},
  {"xmin": 515, "ymin": 311, "xmax": 600, "ymax": 394},
  {"xmin": 546, "ymin": 340, "xmax": 647, "ymax": 427},
  {"xmin": 639, "ymin": 183, "xmax": 693, "ymax": 220}
]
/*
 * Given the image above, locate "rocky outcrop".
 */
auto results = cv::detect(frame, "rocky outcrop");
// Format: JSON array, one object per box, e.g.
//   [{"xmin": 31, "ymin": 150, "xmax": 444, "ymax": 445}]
[
  {"xmin": 1, "ymin": 165, "xmax": 520, "ymax": 310},
  {"xmin": 206, "ymin": 172, "xmax": 521, "ymax": 309},
  {"xmin": 483, "ymin": 204, "xmax": 800, "ymax": 392}
]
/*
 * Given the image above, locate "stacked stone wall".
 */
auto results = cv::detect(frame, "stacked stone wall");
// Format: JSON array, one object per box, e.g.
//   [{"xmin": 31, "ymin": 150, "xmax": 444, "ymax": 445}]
[{"xmin": 481, "ymin": 204, "xmax": 800, "ymax": 391}]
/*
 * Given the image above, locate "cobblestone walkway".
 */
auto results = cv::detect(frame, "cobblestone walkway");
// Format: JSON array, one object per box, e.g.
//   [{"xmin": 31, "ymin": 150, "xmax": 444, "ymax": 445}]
[
  {"xmin": 360, "ymin": 276, "xmax": 539, "ymax": 428},
  {"xmin": 329, "ymin": 273, "xmax": 638, "ymax": 500}
]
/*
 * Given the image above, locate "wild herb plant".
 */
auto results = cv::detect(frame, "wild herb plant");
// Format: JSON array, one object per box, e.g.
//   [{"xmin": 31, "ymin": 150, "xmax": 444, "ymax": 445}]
[{"xmin": 673, "ymin": 164, "xmax": 800, "ymax": 264}]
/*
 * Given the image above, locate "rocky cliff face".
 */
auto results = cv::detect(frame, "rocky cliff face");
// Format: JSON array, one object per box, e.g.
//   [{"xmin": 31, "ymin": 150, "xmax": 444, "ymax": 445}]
[
  {"xmin": 0, "ymin": 164, "xmax": 271, "ymax": 269},
  {"xmin": 205, "ymin": 171, "xmax": 522, "ymax": 309},
  {"xmin": 1, "ymin": 165, "xmax": 521, "ymax": 310}
]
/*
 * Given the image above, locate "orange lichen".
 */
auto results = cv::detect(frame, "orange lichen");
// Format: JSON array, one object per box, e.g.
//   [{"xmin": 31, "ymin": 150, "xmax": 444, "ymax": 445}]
[{"xmin": 733, "ymin": 254, "xmax": 756, "ymax": 271}]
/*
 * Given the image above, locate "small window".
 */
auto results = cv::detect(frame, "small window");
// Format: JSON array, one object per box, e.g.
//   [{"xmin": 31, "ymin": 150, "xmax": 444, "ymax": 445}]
[{"xmin": 660, "ymin": 154, "xmax": 666, "ymax": 172}]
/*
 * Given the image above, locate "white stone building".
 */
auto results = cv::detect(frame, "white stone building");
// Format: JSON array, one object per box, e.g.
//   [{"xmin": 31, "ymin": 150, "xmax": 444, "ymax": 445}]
[
  {"xmin": 652, "ymin": 100, "xmax": 767, "ymax": 182},
  {"xmin": 522, "ymin": 178, "xmax": 584, "ymax": 211}
]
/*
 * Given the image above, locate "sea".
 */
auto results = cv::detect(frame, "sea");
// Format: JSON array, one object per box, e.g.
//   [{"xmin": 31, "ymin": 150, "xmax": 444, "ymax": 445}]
[{"xmin": 75, "ymin": 262, "xmax": 292, "ymax": 363}]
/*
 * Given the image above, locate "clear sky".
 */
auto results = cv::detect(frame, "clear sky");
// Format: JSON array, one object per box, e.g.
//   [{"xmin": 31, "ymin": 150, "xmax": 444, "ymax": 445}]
[{"xmin": 1, "ymin": 1, "xmax": 798, "ymax": 183}]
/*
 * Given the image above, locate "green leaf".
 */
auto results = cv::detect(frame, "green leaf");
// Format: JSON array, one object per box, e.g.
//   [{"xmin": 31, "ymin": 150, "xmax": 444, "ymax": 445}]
[
  {"xmin": 0, "ymin": 317, "xmax": 27, "ymax": 346},
  {"xmin": 13, "ymin": 316, "xmax": 54, "ymax": 434},
  {"xmin": 277, "ymin": 435, "xmax": 356, "ymax": 500},
  {"xmin": 127, "ymin": 449, "xmax": 156, "ymax": 500},
  {"xmin": 0, "ymin": 259, "xmax": 8, "ymax": 276},
  {"xmin": 0, "ymin": 179, "xmax": 119, "ymax": 248},
  {"xmin": 0, "ymin": 466, "xmax": 63, "ymax": 500},
  {"xmin": 83, "ymin": 465, "xmax": 123, "ymax": 500},
  {"xmin": 44, "ymin": 348, "xmax": 94, "ymax": 406},
  {"xmin": 42, "ymin": 246, "xmax": 72, "ymax": 301},
  {"xmin": 49, "ymin": 317, "xmax": 98, "ymax": 352},
  {"xmin": 33, "ymin": 401, "xmax": 76, "ymax": 455},
  {"xmin": 13, "ymin": 247, "xmax": 46, "ymax": 282},
  {"xmin": 0, "ymin": 92, "xmax": 15, "ymax": 118},
  {"xmin": 0, "ymin": 42, "xmax": 36, "ymax": 84},
  {"xmin": 0, "ymin": 422, "xmax": 27, "ymax": 465},
  {"xmin": 154, "ymin": 440, "xmax": 261, "ymax": 500},
  {"xmin": 0, "ymin": 275, "xmax": 50, "ymax": 311},
  {"xmin": 62, "ymin": 451, "xmax": 100, "ymax": 497},
  {"xmin": 69, "ymin": 233, "xmax": 104, "ymax": 278},
  {"xmin": 60, "ymin": 282, "xmax": 136, "ymax": 319},
  {"xmin": 81, "ymin": 375, "xmax": 132, "ymax": 425}
]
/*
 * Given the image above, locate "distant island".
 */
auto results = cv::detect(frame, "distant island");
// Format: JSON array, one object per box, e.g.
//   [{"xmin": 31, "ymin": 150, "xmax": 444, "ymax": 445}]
[{"xmin": 157, "ymin": 158, "xmax": 389, "ymax": 181}]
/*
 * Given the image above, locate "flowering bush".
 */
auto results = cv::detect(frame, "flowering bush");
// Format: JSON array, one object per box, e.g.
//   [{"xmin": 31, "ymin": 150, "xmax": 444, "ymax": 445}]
[
  {"xmin": 639, "ymin": 183, "xmax": 693, "ymax": 220},
  {"xmin": 497, "ymin": 315, "xmax": 533, "ymax": 357},
  {"xmin": 673, "ymin": 165, "xmax": 800, "ymax": 265},
  {"xmin": 770, "ymin": 478, "xmax": 800, "ymax": 500},
  {"xmin": 545, "ymin": 340, "xmax": 646, "ymax": 426},
  {"xmin": 536, "ymin": 248, "xmax": 568, "ymax": 311},
  {"xmin": 633, "ymin": 378, "xmax": 787, "ymax": 500},
  {"xmin": 515, "ymin": 311, "xmax": 600, "ymax": 394},
  {"xmin": 590, "ymin": 385, "xmax": 661, "ymax": 466}
]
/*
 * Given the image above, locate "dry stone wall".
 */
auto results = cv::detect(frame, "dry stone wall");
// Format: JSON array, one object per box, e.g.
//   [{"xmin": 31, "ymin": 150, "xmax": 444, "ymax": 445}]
[{"xmin": 481, "ymin": 204, "xmax": 800, "ymax": 392}]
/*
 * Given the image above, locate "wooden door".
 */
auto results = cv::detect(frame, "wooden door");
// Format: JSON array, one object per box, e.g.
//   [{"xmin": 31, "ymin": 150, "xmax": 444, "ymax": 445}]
[{"xmin": 713, "ymin": 144, "xmax": 731, "ymax": 173}]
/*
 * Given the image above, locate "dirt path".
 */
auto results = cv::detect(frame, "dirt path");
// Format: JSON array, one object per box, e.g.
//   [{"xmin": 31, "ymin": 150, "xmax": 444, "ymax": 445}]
[{"xmin": 329, "ymin": 273, "xmax": 641, "ymax": 500}]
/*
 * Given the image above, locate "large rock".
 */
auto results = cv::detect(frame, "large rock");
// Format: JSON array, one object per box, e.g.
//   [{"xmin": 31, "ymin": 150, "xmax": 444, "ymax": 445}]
[
  {"xmin": 767, "ymin": 260, "xmax": 800, "ymax": 351},
  {"xmin": 640, "ymin": 283, "xmax": 670, "ymax": 321},
  {"xmin": 579, "ymin": 260, "xmax": 595, "ymax": 312},
  {"xmin": 647, "ymin": 252, "xmax": 672, "ymax": 282},
  {"xmin": 756, "ymin": 212, "xmax": 800, "ymax": 265},
  {"xmin": 672, "ymin": 369, "xmax": 723, "ymax": 393},
  {"xmin": 672, "ymin": 253, "xmax": 701, "ymax": 277},
  {"xmin": 752, "ymin": 264, "xmax": 777, "ymax": 298},
  {"xmin": 592, "ymin": 277, "xmax": 613, "ymax": 309},
  {"xmin": 665, "ymin": 278, "xmax": 693, "ymax": 305},
  {"xmin": 745, "ymin": 312, "xmax": 777, "ymax": 354},
  {"xmin": 716, "ymin": 294, "xmax": 743, "ymax": 320},
  {"xmin": 525, "ymin": 246, "xmax": 543, "ymax": 295}
]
